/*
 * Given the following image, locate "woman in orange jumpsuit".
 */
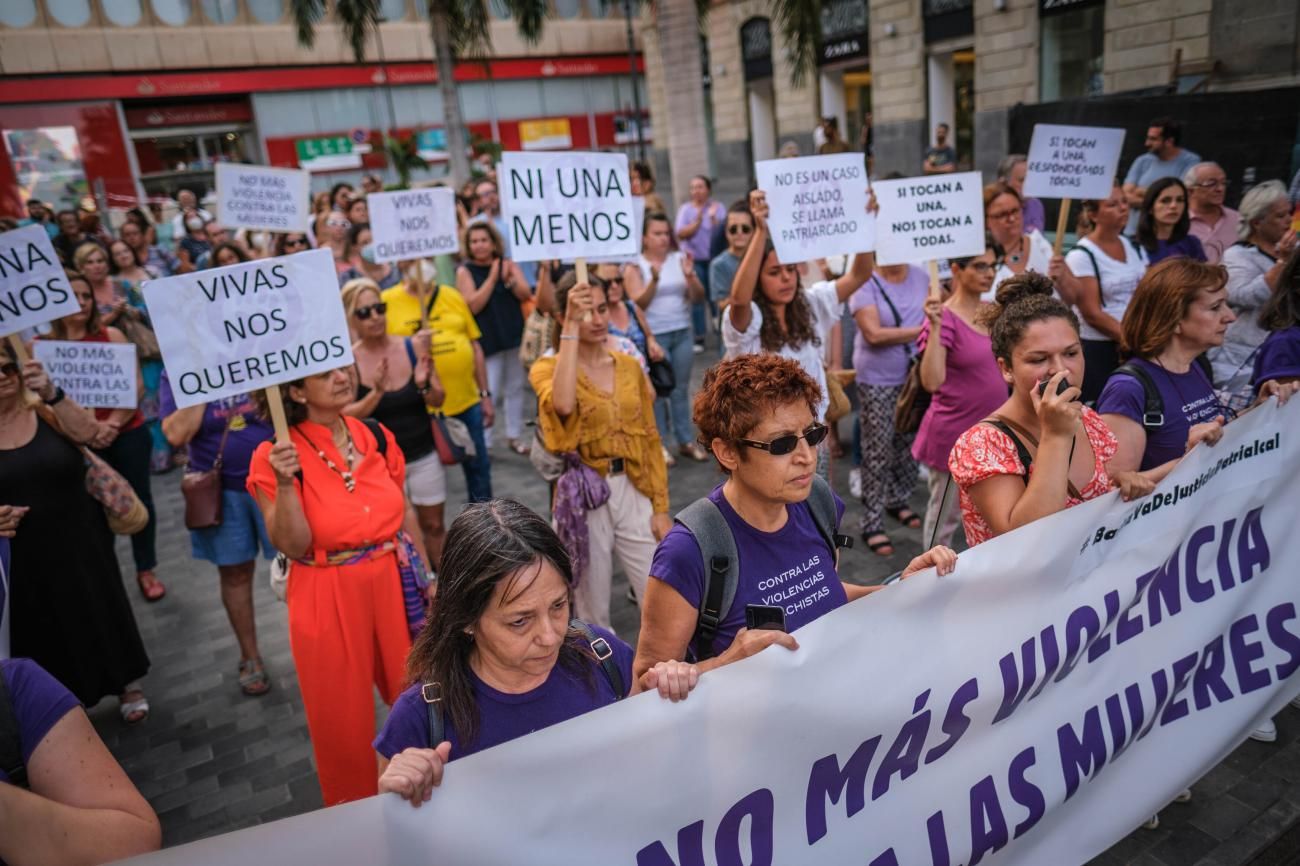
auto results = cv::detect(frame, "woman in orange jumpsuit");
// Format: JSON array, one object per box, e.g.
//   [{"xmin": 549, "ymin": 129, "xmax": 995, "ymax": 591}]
[{"xmin": 247, "ymin": 367, "xmax": 428, "ymax": 805}]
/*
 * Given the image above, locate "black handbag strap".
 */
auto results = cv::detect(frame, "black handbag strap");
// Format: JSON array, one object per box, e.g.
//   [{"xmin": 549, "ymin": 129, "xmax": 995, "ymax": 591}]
[
  {"xmin": 871, "ymin": 276, "xmax": 912, "ymax": 359},
  {"xmin": 211, "ymin": 414, "xmax": 234, "ymax": 470},
  {"xmin": 984, "ymin": 414, "xmax": 1083, "ymax": 500}
]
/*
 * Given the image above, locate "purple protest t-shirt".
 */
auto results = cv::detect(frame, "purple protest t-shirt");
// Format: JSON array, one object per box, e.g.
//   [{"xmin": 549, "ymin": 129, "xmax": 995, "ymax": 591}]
[
  {"xmin": 1253, "ymin": 326, "xmax": 1300, "ymax": 391},
  {"xmin": 0, "ymin": 659, "xmax": 80, "ymax": 785},
  {"xmin": 1096, "ymin": 357, "xmax": 1222, "ymax": 471},
  {"xmin": 373, "ymin": 625, "xmax": 633, "ymax": 761},
  {"xmin": 650, "ymin": 485, "xmax": 848, "ymax": 661},
  {"xmin": 159, "ymin": 374, "xmax": 274, "ymax": 491},
  {"xmin": 675, "ymin": 200, "xmax": 723, "ymax": 261},
  {"xmin": 849, "ymin": 267, "xmax": 928, "ymax": 387}
]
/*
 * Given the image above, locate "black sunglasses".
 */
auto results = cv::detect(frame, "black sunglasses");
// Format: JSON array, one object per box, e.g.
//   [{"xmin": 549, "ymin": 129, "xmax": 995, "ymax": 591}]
[
  {"xmin": 728, "ymin": 224, "xmax": 753, "ymax": 235},
  {"xmin": 739, "ymin": 423, "xmax": 829, "ymax": 456},
  {"xmin": 284, "ymin": 237, "xmax": 308, "ymax": 248},
  {"xmin": 0, "ymin": 361, "xmax": 18, "ymax": 377},
  {"xmin": 353, "ymin": 302, "xmax": 388, "ymax": 320}
]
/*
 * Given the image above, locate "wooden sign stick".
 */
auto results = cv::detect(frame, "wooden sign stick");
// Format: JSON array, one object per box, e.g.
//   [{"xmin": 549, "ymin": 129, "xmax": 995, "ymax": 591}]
[
  {"xmin": 927, "ymin": 259, "xmax": 942, "ymax": 298},
  {"xmin": 6, "ymin": 333, "xmax": 29, "ymax": 364},
  {"xmin": 264, "ymin": 385, "xmax": 291, "ymax": 445},
  {"xmin": 414, "ymin": 261, "xmax": 430, "ymax": 332},
  {"xmin": 575, "ymin": 258, "xmax": 591, "ymax": 322},
  {"xmin": 1053, "ymin": 198, "xmax": 1073, "ymax": 256}
]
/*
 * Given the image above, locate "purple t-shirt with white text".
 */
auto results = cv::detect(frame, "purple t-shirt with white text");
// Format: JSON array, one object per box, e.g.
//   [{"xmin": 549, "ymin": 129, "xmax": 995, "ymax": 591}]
[
  {"xmin": 0, "ymin": 659, "xmax": 80, "ymax": 785},
  {"xmin": 373, "ymin": 625, "xmax": 633, "ymax": 761},
  {"xmin": 159, "ymin": 374, "xmax": 274, "ymax": 491},
  {"xmin": 650, "ymin": 485, "xmax": 848, "ymax": 661},
  {"xmin": 848, "ymin": 267, "xmax": 928, "ymax": 387},
  {"xmin": 1253, "ymin": 326, "xmax": 1300, "ymax": 391},
  {"xmin": 1096, "ymin": 357, "xmax": 1222, "ymax": 471}
]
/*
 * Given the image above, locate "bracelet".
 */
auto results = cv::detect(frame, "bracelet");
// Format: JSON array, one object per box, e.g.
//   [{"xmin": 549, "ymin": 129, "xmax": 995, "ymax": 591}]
[
  {"xmin": 42, "ymin": 386, "xmax": 66, "ymax": 406},
  {"xmin": 479, "ymin": 389, "xmax": 492, "ymax": 398},
  {"xmin": 559, "ymin": 334, "xmax": 579, "ymax": 342}
]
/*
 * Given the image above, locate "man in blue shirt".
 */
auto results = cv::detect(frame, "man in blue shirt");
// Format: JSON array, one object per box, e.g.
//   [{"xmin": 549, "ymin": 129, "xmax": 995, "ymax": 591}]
[
  {"xmin": 1122, "ymin": 117, "xmax": 1200, "ymax": 235},
  {"xmin": 17, "ymin": 199, "xmax": 58, "ymax": 239}
]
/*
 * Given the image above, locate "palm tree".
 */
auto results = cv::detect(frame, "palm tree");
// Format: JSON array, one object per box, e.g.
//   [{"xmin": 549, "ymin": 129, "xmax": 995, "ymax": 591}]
[{"xmin": 290, "ymin": 0, "xmax": 549, "ymax": 185}]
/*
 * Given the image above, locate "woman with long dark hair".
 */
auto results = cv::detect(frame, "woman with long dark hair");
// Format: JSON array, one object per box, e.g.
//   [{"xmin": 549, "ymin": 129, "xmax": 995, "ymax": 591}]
[
  {"xmin": 1252, "ymin": 248, "xmax": 1300, "ymax": 393},
  {"xmin": 1134, "ymin": 177, "xmax": 1207, "ymax": 265}
]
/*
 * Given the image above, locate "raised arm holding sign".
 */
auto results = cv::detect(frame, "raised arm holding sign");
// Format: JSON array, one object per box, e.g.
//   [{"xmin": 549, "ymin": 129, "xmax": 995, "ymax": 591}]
[
  {"xmin": 0, "ymin": 225, "xmax": 81, "ymax": 362},
  {"xmin": 1022, "ymin": 124, "xmax": 1126, "ymax": 254}
]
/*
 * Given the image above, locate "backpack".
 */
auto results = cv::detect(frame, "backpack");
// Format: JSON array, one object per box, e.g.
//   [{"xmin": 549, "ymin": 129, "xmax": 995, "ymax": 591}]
[
  {"xmin": 0, "ymin": 667, "xmax": 27, "ymax": 789},
  {"xmin": 420, "ymin": 619, "xmax": 623, "ymax": 746},
  {"xmin": 1111, "ymin": 359, "xmax": 1215, "ymax": 430},
  {"xmin": 675, "ymin": 475, "xmax": 851, "ymax": 661}
]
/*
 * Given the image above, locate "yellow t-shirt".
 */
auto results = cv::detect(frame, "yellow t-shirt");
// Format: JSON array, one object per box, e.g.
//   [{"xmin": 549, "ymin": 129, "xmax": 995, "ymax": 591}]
[{"xmin": 382, "ymin": 282, "xmax": 482, "ymax": 416}]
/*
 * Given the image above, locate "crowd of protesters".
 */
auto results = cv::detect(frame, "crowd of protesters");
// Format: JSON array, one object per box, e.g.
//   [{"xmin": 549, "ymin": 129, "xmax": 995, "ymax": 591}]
[{"xmin": 3, "ymin": 114, "xmax": 1300, "ymax": 860}]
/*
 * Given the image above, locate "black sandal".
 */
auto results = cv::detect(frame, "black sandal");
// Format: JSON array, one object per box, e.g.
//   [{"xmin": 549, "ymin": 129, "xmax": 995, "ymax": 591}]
[
  {"xmin": 886, "ymin": 506, "xmax": 922, "ymax": 529},
  {"xmin": 862, "ymin": 532, "xmax": 894, "ymax": 556}
]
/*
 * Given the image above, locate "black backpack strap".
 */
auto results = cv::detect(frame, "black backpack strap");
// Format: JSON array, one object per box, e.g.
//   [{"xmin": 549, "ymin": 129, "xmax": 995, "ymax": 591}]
[
  {"xmin": 0, "ymin": 668, "xmax": 28, "ymax": 789},
  {"xmin": 805, "ymin": 475, "xmax": 852, "ymax": 563},
  {"xmin": 1068, "ymin": 244, "xmax": 1106, "ymax": 308},
  {"xmin": 1113, "ymin": 362, "xmax": 1164, "ymax": 429},
  {"xmin": 569, "ymin": 619, "xmax": 626, "ymax": 698},
  {"xmin": 360, "ymin": 417, "xmax": 388, "ymax": 458},
  {"xmin": 421, "ymin": 681, "xmax": 444, "ymax": 746},
  {"xmin": 985, "ymin": 419, "xmax": 1035, "ymax": 484},
  {"xmin": 674, "ymin": 497, "xmax": 739, "ymax": 662},
  {"xmin": 871, "ymin": 277, "xmax": 912, "ymax": 360}
]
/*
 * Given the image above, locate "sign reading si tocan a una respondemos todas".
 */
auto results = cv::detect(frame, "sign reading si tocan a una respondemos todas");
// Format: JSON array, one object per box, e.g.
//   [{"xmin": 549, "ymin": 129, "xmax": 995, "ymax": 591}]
[
  {"xmin": 873, "ymin": 171, "xmax": 985, "ymax": 266},
  {"xmin": 142, "ymin": 249, "xmax": 353, "ymax": 409},
  {"xmin": 216, "ymin": 163, "xmax": 311, "ymax": 234},
  {"xmin": 0, "ymin": 225, "xmax": 79, "ymax": 338},
  {"xmin": 367, "ymin": 187, "xmax": 459, "ymax": 263},
  {"xmin": 1023, "ymin": 124, "xmax": 1126, "ymax": 202}
]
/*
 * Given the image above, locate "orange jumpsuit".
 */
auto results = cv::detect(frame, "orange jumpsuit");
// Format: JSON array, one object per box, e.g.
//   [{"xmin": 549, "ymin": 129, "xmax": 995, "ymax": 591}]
[{"xmin": 247, "ymin": 417, "xmax": 412, "ymax": 805}]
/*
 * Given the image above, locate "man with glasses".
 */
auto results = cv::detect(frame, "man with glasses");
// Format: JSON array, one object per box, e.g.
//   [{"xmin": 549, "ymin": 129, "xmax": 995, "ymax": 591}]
[
  {"xmin": 708, "ymin": 201, "xmax": 755, "ymax": 321},
  {"xmin": 633, "ymin": 353, "xmax": 955, "ymax": 677},
  {"xmin": 1184, "ymin": 162, "xmax": 1240, "ymax": 264}
]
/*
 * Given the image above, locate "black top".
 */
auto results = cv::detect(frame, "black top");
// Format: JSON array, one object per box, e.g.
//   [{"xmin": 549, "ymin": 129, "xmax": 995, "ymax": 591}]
[
  {"xmin": 356, "ymin": 339, "xmax": 436, "ymax": 463},
  {"xmin": 465, "ymin": 260, "xmax": 525, "ymax": 357}
]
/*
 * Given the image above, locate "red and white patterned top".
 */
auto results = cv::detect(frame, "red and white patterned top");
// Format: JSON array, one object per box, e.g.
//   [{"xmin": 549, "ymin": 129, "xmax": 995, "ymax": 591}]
[{"xmin": 948, "ymin": 407, "xmax": 1118, "ymax": 546}]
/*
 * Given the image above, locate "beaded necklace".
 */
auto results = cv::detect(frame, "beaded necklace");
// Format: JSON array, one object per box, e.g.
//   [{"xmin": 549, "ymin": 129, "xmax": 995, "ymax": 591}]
[{"xmin": 298, "ymin": 423, "xmax": 357, "ymax": 492}]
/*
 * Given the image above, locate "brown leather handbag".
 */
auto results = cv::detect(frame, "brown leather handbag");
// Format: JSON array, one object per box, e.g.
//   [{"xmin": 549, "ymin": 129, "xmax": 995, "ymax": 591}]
[{"xmin": 181, "ymin": 419, "xmax": 232, "ymax": 530}]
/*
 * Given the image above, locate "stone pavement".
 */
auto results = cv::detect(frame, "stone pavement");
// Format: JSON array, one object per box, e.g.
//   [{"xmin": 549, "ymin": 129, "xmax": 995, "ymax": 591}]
[{"xmin": 87, "ymin": 348, "xmax": 1300, "ymax": 864}]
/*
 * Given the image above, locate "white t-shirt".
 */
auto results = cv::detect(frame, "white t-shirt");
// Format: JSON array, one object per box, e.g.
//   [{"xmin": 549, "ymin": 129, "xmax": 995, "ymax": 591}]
[
  {"xmin": 984, "ymin": 230, "xmax": 1055, "ymax": 302},
  {"xmin": 639, "ymin": 252, "xmax": 692, "ymax": 335},
  {"xmin": 1064, "ymin": 236, "xmax": 1148, "ymax": 342},
  {"xmin": 723, "ymin": 279, "xmax": 841, "ymax": 420}
]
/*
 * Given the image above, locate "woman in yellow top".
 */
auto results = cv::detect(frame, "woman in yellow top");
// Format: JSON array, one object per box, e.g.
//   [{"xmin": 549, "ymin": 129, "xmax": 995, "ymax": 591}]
[{"xmin": 529, "ymin": 272, "xmax": 671, "ymax": 631}]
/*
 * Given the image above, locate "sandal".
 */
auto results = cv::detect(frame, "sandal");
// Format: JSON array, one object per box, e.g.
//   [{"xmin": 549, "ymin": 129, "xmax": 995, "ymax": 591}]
[
  {"xmin": 886, "ymin": 507, "xmax": 923, "ymax": 530},
  {"xmin": 120, "ymin": 690, "xmax": 149, "ymax": 725},
  {"xmin": 508, "ymin": 438, "xmax": 531, "ymax": 456},
  {"xmin": 863, "ymin": 532, "xmax": 894, "ymax": 557},
  {"xmin": 136, "ymin": 570, "xmax": 166, "ymax": 602},
  {"xmin": 238, "ymin": 658, "xmax": 272, "ymax": 697}
]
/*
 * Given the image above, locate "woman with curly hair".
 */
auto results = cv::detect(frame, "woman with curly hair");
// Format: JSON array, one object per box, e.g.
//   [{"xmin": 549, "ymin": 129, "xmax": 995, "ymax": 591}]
[{"xmin": 723, "ymin": 190, "xmax": 874, "ymax": 480}]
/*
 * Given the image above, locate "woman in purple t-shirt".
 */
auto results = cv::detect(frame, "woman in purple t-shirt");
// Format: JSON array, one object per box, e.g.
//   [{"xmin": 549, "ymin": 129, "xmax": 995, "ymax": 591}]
[
  {"xmin": 1134, "ymin": 178, "xmax": 1207, "ymax": 266},
  {"xmin": 374, "ymin": 501, "xmax": 697, "ymax": 805}
]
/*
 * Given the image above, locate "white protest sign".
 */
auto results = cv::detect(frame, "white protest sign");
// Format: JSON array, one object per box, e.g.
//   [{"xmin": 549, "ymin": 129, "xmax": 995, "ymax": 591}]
[
  {"xmin": 142, "ymin": 248, "xmax": 352, "ymax": 409},
  {"xmin": 498, "ymin": 151, "xmax": 638, "ymax": 263},
  {"xmin": 755, "ymin": 153, "xmax": 874, "ymax": 262},
  {"xmin": 0, "ymin": 225, "xmax": 79, "ymax": 337},
  {"xmin": 114, "ymin": 398, "xmax": 1300, "ymax": 866},
  {"xmin": 216, "ymin": 163, "xmax": 311, "ymax": 233},
  {"xmin": 1023, "ymin": 124, "xmax": 1126, "ymax": 201},
  {"xmin": 32, "ymin": 340, "xmax": 137, "ymax": 409},
  {"xmin": 367, "ymin": 187, "xmax": 459, "ymax": 263},
  {"xmin": 585, "ymin": 197, "xmax": 646, "ymax": 265},
  {"xmin": 873, "ymin": 171, "xmax": 985, "ymax": 266}
]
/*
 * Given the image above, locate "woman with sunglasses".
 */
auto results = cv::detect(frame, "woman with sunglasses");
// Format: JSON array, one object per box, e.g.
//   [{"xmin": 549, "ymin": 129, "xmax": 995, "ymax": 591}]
[
  {"xmin": 724, "ymin": 190, "xmax": 875, "ymax": 481},
  {"xmin": 275, "ymin": 231, "xmax": 312, "ymax": 256},
  {"xmin": 321, "ymin": 210, "xmax": 354, "ymax": 277},
  {"xmin": 594, "ymin": 262, "xmax": 663, "ymax": 367},
  {"xmin": 634, "ymin": 354, "xmax": 956, "ymax": 677},
  {"xmin": 342, "ymin": 278, "xmax": 449, "ymax": 568},
  {"xmin": 338, "ymin": 223, "xmax": 400, "ymax": 290},
  {"xmin": 529, "ymin": 274, "xmax": 670, "ymax": 628}
]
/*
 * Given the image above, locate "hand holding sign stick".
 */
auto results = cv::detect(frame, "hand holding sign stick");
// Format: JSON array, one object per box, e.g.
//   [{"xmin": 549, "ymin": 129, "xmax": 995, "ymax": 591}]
[
  {"xmin": 1053, "ymin": 199, "xmax": 1072, "ymax": 257},
  {"xmin": 575, "ymin": 258, "xmax": 591, "ymax": 323}
]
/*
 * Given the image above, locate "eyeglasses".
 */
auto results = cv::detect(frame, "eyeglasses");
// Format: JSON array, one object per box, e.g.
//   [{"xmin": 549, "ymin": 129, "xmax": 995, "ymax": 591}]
[
  {"xmin": 739, "ymin": 423, "xmax": 829, "ymax": 456},
  {"xmin": 604, "ymin": 276, "xmax": 624, "ymax": 286},
  {"xmin": 1193, "ymin": 180, "xmax": 1229, "ymax": 190},
  {"xmin": 284, "ymin": 238, "xmax": 308, "ymax": 248},
  {"xmin": 353, "ymin": 302, "xmax": 388, "ymax": 320},
  {"xmin": 728, "ymin": 224, "xmax": 754, "ymax": 235},
  {"xmin": 327, "ymin": 219, "xmax": 351, "ymax": 229},
  {"xmin": 988, "ymin": 208, "xmax": 1021, "ymax": 221}
]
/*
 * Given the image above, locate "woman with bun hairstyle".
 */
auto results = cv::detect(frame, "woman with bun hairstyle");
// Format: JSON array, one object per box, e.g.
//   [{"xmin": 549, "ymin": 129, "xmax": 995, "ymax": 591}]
[{"xmin": 948, "ymin": 273, "xmax": 1161, "ymax": 546}]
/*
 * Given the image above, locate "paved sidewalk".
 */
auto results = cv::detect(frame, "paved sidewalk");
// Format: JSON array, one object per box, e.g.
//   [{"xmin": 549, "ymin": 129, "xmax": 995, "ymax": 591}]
[{"xmin": 86, "ymin": 353, "xmax": 1300, "ymax": 863}]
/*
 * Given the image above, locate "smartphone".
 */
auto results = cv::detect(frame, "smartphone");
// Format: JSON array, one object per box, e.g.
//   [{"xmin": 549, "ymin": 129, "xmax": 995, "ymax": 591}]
[
  {"xmin": 745, "ymin": 604, "xmax": 787, "ymax": 632},
  {"xmin": 1038, "ymin": 376, "xmax": 1073, "ymax": 399}
]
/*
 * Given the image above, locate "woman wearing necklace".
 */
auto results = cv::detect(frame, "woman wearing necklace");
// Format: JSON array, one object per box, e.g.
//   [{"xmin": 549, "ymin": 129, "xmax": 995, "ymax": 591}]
[
  {"xmin": 983, "ymin": 182, "xmax": 1055, "ymax": 302},
  {"xmin": 247, "ymin": 367, "xmax": 431, "ymax": 806}
]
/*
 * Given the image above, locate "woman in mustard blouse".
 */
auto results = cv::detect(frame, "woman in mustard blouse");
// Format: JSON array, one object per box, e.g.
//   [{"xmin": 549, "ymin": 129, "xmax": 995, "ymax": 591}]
[{"xmin": 529, "ymin": 273, "xmax": 670, "ymax": 630}]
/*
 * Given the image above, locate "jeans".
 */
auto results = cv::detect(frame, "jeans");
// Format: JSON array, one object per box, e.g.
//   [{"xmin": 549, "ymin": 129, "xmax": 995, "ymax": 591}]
[
  {"xmin": 96, "ymin": 424, "xmax": 157, "ymax": 572},
  {"xmin": 691, "ymin": 259, "xmax": 712, "ymax": 343},
  {"xmin": 484, "ymin": 350, "xmax": 526, "ymax": 445},
  {"xmin": 652, "ymin": 327, "xmax": 696, "ymax": 448},
  {"xmin": 452, "ymin": 402, "xmax": 492, "ymax": 502}
]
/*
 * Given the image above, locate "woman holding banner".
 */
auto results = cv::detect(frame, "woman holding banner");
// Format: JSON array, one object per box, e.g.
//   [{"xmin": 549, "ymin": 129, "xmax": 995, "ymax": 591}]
[
  {"xmin": 374, "ymin": 500, "xmax": 698, "ymax": 803},
  {"xmin": 529, "ymin": 274, "xmax": 670, "ymax": 628},
  {"xmin": 983, "ymin": 182, "xmax": 1054, "ymax": 301},
  {"xmin": 0, "ymin": 345, "xmax": 152, "ymax": 722},
  {"xmin": 723, "ymin": 190, "xmax": 875, "ymax": 481},
  {"xmin": 247, "ymin": 368, "xmax": 430, "ymax": 805},
  {"xmin": 343, "ymin": 277, "xmax": 450, "ymax": 568}
]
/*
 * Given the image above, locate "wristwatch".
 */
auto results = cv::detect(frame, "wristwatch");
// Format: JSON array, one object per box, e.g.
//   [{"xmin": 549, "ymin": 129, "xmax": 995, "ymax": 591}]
[
  {"xmin": 479, "ymin": 389, "xmax": 492, "ymax": 399},
  {"xmin": 42, "ymin": 386, "xmax": 66, "ymax": 406}
]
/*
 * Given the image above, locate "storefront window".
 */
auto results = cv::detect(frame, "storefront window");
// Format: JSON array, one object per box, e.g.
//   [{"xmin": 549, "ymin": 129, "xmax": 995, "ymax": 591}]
[
  {"xmin": 248, "ymin": 0, "xmax": 284, "ymax": 24},
  {"xmin": 200, "ymin": 0, "xmax": 238, "ymax": 23},
  {"xmin": 554, "ymin": 0, "xmax": 581, "ymax": 19},
  {"xmin": 585, "ymin": 0, "xmax": 608, "ymax": 18},
  {"xmin": 378, "ymin": 0, "xmax": 407, "ymax": 21},
  {"xmin": 0, "ymin": 0, "xmax": 38, "ymax": 28},
  {"xmin": 151, "ymin": 0, "xmax": 191, "ymax": 26},
  {"xmin": 133, "ymin": 129, "xmax": 255, "ymax": 199},
  {"xmin": 46, "ymin": 0, "xmax": 92, "ymax": 27},
  {"xmin": 103, "ymin": 0, "xmax": 142, "ymax": 26},
  {"xmin": 1040, "ymin": 2, "xmax": 1104, "ymax": 101},
  {"xmin": 489, "ymin": 0, "xmax": 511, "ymax": 20}
]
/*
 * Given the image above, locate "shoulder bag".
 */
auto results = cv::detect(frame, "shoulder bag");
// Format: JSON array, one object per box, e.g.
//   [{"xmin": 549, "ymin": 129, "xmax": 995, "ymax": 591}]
[
  {"xmin": 180, "ymin": 417, "xmax": 232, "ymax": 530},
  {"xmin": 878, "ymin": 279, "xmax": 931, "ymax": 436},
  {"xmin": 36, "ymin": 406, "xmax": 148, "ymax": 536}
]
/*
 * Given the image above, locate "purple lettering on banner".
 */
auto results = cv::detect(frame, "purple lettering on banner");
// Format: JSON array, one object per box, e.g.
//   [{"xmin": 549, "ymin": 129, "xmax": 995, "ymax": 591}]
[
  {"xmin": 1060, "ymin": 605, "xmax": 1102, "ymax": 681},
  {"xmin": 1115, "ymin": 568, "xmax": 1156, "ymax": 645},
  {"xmin": 1102, "ymin": 692, "xmax": 1135, "ymax": 762},
  {"xmin": 1229, "ymin": 614, "xmax": 1273, "ymax": 694},
  {"xmin": 716, "ymin": 788, "xmax": 774, "ymax": 866},
  {"xmin": 868, "ymin": 848, "xmax": 901, "ymax": 866},
  {"xmin": 925, "ymin": 677, "xmax": 980, "ymax": 765},
  {"xmin": 805, "ymin": 736, "xmax": 881, "ymax": 844},
  {"xmin": 1137, "ymin": 667, "xmax": 1171, "ymax": 741},
  {"xmin": 1008, "ymin": 746, "xmax": 1046, "ymax": 838},
  {"xmin": 994, "ymin": 637, "xmax": 1039, "ymax": 723},
  {"xmin": 967, "ymin": 775, "xmax": 1010, "ymax": 866},
  {"xmin": 872, "ymin": 690, "xmax": 931, "ymax": 800},
  {"xmin": 1267, "ymin": 603, "xmax": 1300, "ymax": 680},
  {"xmin": 1191, "ymin": 635, "xmax": 1232, "ymax": 711},
  {"xmin": 1237, "ymin": 507, "xmax": 1270, "ymax": 583},
  {"xmin": 1057, "ymin": 706, "xmax": 1107, "ymax": 799},
  {"xmin": 1146, "ymin": 551, "xmax": 1183, "ymax": 627},
  {"xmin": 1215, "ymin": 516, "xmax": 1238, "ymax": 590},
  {"xmin": 1158, "ymin": 651, "xmax": 1200, "ymax": 725},
  {"xmin": 1185, "ymin": 524, "xmax": 1218, "ymax": 603},
  {"xmin": 1084, "ymin": 590, "xmax": 1123, "ymax": 664},
  {"xmin": 926, "ymin": 810, "xmax": 952, "ymax": 866},
  {"xmin": 635, "ymin": 822, "xmax": 706, "ymax": 866}
]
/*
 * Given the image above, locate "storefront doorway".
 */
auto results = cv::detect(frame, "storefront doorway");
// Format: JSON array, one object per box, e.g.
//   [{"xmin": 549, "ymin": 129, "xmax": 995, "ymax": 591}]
[{"xmin": 124, "ymin": 100, "xmax": 258, "ymax": 199}]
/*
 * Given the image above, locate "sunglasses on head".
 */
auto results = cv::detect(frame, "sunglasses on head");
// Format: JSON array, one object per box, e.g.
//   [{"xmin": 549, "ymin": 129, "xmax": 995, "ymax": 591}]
[
  {"xmin": 728, "ymin": 224, "xmax": 753, "ymax": 235},
  {"xmin": 353, "ymin": 302, "xmax": 387, "ymax": 320},
  {"xmin": 739, "ymin": 423, "xmax": 829, "ymax": 456}
]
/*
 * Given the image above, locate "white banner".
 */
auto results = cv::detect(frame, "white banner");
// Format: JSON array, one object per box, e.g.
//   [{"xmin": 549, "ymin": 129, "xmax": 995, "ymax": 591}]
[
  {"xmin": 216, "ymin": 163, "xmax": 311, "ymax": 234},
  {"xmin": 142, "ymin": 249, "xmax": 353, "ymax": 409},
  {"xmin": 874, "ymin": 172, "xmax": 985, "ymax": 266},
  {"xmin": 32, "ymin": 339, "xmax": 137, "ymax": 409},
  {"xmin": 1023, "ymin": 124, "xmax": 1127, "ymax": 201},
  {"xmin": 367, "ymin": 188, "xmax": 459, "ymax": 264},
  {"xmin": 586, "ymin": 198, "xmax": 646, "ymax": 265},
  {"xmin": 115, "ymin": 399, "xmax": 1300, "ymax": 866},
  {"xmin": 0, "ymin": 225, "xmax": 79, "ymax": 337},
  {"xmin": 498, "ymin": 151, "xmax": 639, "ymax": 263},
  {"xmin": 755, "ymin": 153, "xmax": 874, "ymax": 263}
]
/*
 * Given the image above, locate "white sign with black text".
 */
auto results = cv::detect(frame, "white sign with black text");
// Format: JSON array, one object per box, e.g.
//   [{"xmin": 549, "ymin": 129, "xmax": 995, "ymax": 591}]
[
  {"xmin": 216, "ymin": 163, "xmax": 311, "ymax": 234},
  {"xmin": 498, "ymin": 151, "xmax": 638, "ymax": 263},
  {"xmin": 1023, "ymin": 124, "xmax": 1126, "ymax": 201},
  {"xmin": 0, "ymin": 225, "xmax": 79, "ymax": 337},
  {"xmin": 367, "ymin": 188, "xmax": 459, "ymax": 264},
  {"xmin": 873, "ymin": 172, "xmax": 985, "ymax": 266},
  {"xmin": 142, "ymin": 249, "xmax": 353, "ymax": 409},
  {"xmin": 32, "ymin": 340, "xmax": 137, "ymax": 409},
  {"xmin": 755, "ymin": 154, "xmax": 874, "ymax": 263}
]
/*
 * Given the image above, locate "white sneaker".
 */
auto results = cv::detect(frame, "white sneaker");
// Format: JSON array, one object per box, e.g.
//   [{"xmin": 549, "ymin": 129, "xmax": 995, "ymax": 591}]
[
  {"xmin": 848, "ymin": 468, "xmax": 863, "ymax": 499},
  {"xmin": 1250, "ymin": 718, "xmax": 1278, "ymax": 743},
  {"xmin": 1174, "ymin": 789, "xmax": 1192, "ymax": 803},
  {"xmin": 1143, "ymin": 815, "xmax": 1159, "ymax": 830}
]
